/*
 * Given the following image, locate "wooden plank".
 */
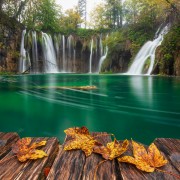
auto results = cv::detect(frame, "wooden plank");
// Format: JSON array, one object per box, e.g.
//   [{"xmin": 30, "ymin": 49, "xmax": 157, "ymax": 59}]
[
  {"xmin": 47, "ymin": 142, "xmax": 86, "ymax": 179},
  {"xmin": 81, "ymin": 132, "xmax": 122, "ymax": 180},
  {"xmin": 0, "ymin": 132, "xmax": 4, "ymax": 138},
  {"xmin": 118, "ymin": 140, "xmax": 180, "ymax": 180},
  {"xmin": 0, "ymin": 132, "xmax": 19, "ymax": 159},
  {"xmin": 154, "ymin": 138, "xmax": 180, "ymax": 172},
  {"xmin": 0, "ymin": 137, "xmax": 59, "ymax": 180}
]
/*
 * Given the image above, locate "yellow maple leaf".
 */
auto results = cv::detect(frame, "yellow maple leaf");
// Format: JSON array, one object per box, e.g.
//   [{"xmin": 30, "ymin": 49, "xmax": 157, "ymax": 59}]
[
  {"xmin": 118, "ymin": 140, "xmax": 168, "ymax": 172},
  {"xmin": 12, "ymin": 138, "xmax": 48, "ymax": 162},
  {"xmin": 64, "ymin": 127, "xmax": 97, "ymax": 156},
  {"xmin": 93, "ymin": 139, "xmax": 129, "ymax": 160}
]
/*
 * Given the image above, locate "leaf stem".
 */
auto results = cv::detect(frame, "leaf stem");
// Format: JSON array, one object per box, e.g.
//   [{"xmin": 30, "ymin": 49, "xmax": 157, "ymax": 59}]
[{"xmin": 156, "ymin": 168, "xmax": 180, "ymax": 179}]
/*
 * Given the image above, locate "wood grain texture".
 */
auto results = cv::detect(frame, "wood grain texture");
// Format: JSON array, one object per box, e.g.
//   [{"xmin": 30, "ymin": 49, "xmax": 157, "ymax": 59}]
[
  {"xmin": 0, "ymin": 132, "xmax": 179, "ymax": 180},
  {"xmin": 0, "ymin": 137, "xmax": 59, "ymax": 180},
  {"xmin": 118, "ymin": 140, "xmax": 180, "ymax": 180},
  {"xmin": 82, "ymin": 132, "xmax": 122, "ymax": 180},
  {"xmin": 47, "ymin": 140, "xmax": 86, "ymax": 179},
  {"xmin": 0, "ymin": 132, "xmax": 19, "ymax": 159},
  {"xmin": 154, "ymin": 138, "xmax": 180, "ymax": 173}
]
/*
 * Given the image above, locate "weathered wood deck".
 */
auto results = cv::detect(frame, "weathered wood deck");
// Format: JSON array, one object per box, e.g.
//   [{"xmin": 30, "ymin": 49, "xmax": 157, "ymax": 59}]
[{"xmin": 0, "ymin": 132, "xmax": 179, "ymax": 180}]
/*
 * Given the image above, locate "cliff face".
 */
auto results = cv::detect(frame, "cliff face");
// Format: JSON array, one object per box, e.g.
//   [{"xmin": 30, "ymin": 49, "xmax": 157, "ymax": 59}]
[
  {"xmin": 0, "ymin": 12, "xmax": 23, "ymax": 73},
  {"xmin": 152, "ymin": 24, "xmax": 180, "ymax": 76},
  {"xmin": 100, "ymin": 40, "xmax": 132, "ymax": 73}
]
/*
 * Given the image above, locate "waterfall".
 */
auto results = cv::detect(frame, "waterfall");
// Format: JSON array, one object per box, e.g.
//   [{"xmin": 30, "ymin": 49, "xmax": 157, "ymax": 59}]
[
  {"xmin": 98, "ymin": 46, "xmax": 108, "ymax": 73},
  {"xmin": 42, "ymin": 32, "xmax": 58, "ymax": 73},
  {"xmin": 62, "ymin": 35, "xmax": 66, "ymax": 72},
  {"xmin": 32, "ymin": 31, "xmax": 38, "ymax": 72},
  {"xmin": 67, "ymin": 35, "xmax": 74, "ymax": 72},
  {"xmin": 100, "ymin": 35, "xmax": 103, "ymax": 57},
  {"xmin": 19, "ymin": 30, "xmax": 105, "ymax": 74},
  {"xmin": 54, "ymin": 34, "xmax": 61, "ymax": 64},
  {"xmin": 73, "ymin": 49, "xmax": 76, "ymax": 72},
  {"xmin": 19, "ymin": 30, "xmax": 29, "ymax": 73},
  {"xmin": 89, "ymin": 39, "xmax": 94, "ymax": 73},
  {"xmin": 67, "ymin": 35, "xmax": 73, "ymax": 60},
  {"xmin": 127, "ymin": 25, "xmax": 169, "ymax": 75}
]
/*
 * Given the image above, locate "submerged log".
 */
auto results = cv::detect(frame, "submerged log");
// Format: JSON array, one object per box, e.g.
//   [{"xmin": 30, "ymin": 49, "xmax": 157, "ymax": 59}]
[{"xmin": 40, "ymin": 85, "xmax": 98, "ymax": 91}]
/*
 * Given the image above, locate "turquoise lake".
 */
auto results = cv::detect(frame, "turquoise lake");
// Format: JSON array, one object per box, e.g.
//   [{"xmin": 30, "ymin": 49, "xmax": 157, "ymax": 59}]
[{"xmin": 0, "ymin": 74, "xmax": 180, "ymax": 144}]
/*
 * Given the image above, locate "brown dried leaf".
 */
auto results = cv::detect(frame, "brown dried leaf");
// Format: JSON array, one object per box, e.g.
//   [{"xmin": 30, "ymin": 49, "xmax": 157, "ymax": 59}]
[
  {"xmin": 64, "ymin": 126, "xmax": 89, "ymax": 137},
  {"xmin": 93, "ymin": 139, "xmax": 129, "ymax": 160},
  {"xmin": 12, "ymin": 138, "xmax": 48, "ymax": 162},
  {"xmin": 118, "ymin": 140, "xmax": 168, "ymax": 172},
  {"xmin": 64, "ymin": 127, "xmax": 97, "ymax": 156}
]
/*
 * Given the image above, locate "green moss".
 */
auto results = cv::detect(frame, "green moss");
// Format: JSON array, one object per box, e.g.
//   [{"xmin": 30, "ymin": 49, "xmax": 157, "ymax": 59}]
[
  {"xmin": 0, "ymin": 72, "xmax": 16, "ymax": 75},
  {"xmin": 142, "ymin": 57, "xmax": 151, "ymax": 74},
  {"xmin": 157, "ymin": 24, "xmax": 180, "ymax": 75}
]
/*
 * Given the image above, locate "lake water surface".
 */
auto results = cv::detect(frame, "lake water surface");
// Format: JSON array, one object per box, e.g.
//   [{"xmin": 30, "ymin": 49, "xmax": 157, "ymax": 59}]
[{"xmin": 0, "ymin": 74, "xmax": 180, "ymax": 144}]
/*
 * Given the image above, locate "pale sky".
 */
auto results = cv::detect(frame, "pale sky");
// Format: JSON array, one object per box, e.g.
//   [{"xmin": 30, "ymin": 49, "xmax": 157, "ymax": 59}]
[{"xmin": 55, "ymin": 0, "xmax": 103, "ymax": 15}]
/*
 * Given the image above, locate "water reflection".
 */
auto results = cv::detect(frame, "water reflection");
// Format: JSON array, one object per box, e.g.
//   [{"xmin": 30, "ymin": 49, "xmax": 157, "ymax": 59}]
[
  {"xmin": 0, "ymin": 74, "xmax": 180, "ymax": 144},
  {"xmin": 129, "ymin": 76, "xmax": 153, "ymax": 107}
]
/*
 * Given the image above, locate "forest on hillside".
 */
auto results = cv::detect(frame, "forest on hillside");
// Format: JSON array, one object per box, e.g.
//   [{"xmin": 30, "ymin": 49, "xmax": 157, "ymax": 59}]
[
  {"xmin": 0, "ymin": 0, "xmax": 179, "ymax": 32},
  {"xmin": 0, "ymin": 0, "xmax": 179, "ymax": 75}
]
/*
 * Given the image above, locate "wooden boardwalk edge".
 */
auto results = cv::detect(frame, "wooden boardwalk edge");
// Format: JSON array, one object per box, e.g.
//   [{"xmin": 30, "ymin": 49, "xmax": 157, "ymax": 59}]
[{"xmin": 0, "ymin": 132, "xmax": 179, "ymax": 180}]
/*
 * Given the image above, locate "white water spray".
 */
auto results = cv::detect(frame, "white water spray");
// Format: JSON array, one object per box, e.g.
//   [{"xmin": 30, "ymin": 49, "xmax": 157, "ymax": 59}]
[
  {"xmin": 89, "ymin": 39, "xmax": 94, "ymax": 73},
  {"xmin": 62, "ymin": 35, "xmax": 66, "ymax": 72},
  {"xmin": 127, "ymin": 25, "xmax": 169, "ymax": 75},
  {"xmin": 32, "ymin": 31, "xmax": 38, "ymax": 72},
  {"xmin": 19, "ymin": 30, "xmax": 29, "ymax": 73},
  {"xmin": 98, "ymin": 46, "xmax": 108, "ymax": 73},
  {"xmin": 42, "ymin": 33, "xmax": 58, "ymax": 73}
]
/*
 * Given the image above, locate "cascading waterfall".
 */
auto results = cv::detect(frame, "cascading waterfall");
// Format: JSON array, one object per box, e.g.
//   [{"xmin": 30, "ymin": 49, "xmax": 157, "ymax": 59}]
[
  {"xmin": 98, "ymin": 46, "xmax": 108, "ymax": 73},
  {"xmin": 126, "ymin": 25, "xmax": 169, "ymax": 75},
  {"xmin": 42, "ymin": 32, "xmax": 58, "ymax": 73},
  {"xmin": 62, "ymin": 35, "xmax": 66, "ymax": 72},
  {"xmin": 89, "ymin": 39, "xmax": 94, "ymax": 73},
  {"xmin": 19, "ymin": 30, "xmax": 104, "ymax": 74},
  {"xmin": 54, "ymin": 34, "xmax": 61, "ymax": 65},
  {"xmin": 100, "ymin": 35, "xmax": 103, "ymax": 57},
  {"xmin": 67, "ymin": 35, "xmax": 73, "ymax": 60},
  {"xmin": 32, "ymin": 31, "xmax": 38, "ymax": 72},
  {"xmin": 67, "ymin": 35, "xmax": 74, "ymax": 72},
  {"xmin": 73, "ymin": 49, "xmax": 76, "ymax": 72},
  {"xmin": 19, "ymin": 29, "xmax": 29, "ymax": 73}
]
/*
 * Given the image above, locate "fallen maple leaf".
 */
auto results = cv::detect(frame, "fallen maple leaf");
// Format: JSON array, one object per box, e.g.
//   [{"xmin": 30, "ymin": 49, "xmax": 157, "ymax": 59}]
[
  {"xmin": 118, "ymin": 140, "xmax": 168, "ymax": 172},
  {"xmin": 93, "ymin": 139, "xmax": 129, "ymax": 160},
  {"xmin": 12, "ymin": 138, "xmax": 48, "ymax": 162},
  {"xmin": 64, "ymin": 127, "xmax": 98, "ymax": 156}
]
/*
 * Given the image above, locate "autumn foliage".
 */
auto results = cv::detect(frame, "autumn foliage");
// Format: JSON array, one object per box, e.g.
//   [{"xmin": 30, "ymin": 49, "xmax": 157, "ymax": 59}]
[
  {"xmin": 64, "ymin": 126, "xmax": 168, "ymax": 173},
  {"xmin": 64, "ymin": 127, "xmax": 99, "ymax": 156},
  {"xmin": 118, "ymin": 140, "xmax": 168, "ymax": 172},
  {"xmin": 10, "ymin": 126, "xmax": 172, "ymax": 176},
  {"xmin": 93, "ymin": 139, "xmax": 129, "ymax": 160},
  {"xmin": 12, "ymin": 138, "xmax": 47, "ymax": 162}
]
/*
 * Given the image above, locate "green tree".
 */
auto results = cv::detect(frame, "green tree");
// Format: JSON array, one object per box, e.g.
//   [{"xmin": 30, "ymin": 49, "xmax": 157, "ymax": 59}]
[
  {"xmin": 1, "ymin": 0, "xmax": 29, "ymax": 20},
  {"xmin": 59, "ymin": 8, "xmax": 82, "ymax": 33},
  {"xmin": 105, "ymin": 0, "xmax": 123, "ymax": 29},
  {"xmin": 89, "ymin": 3, "xmax": 110, "ymax": 29},
  {"xmin": 35, "ymin": 0, "xmax": 61, "ymax": 32}
]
